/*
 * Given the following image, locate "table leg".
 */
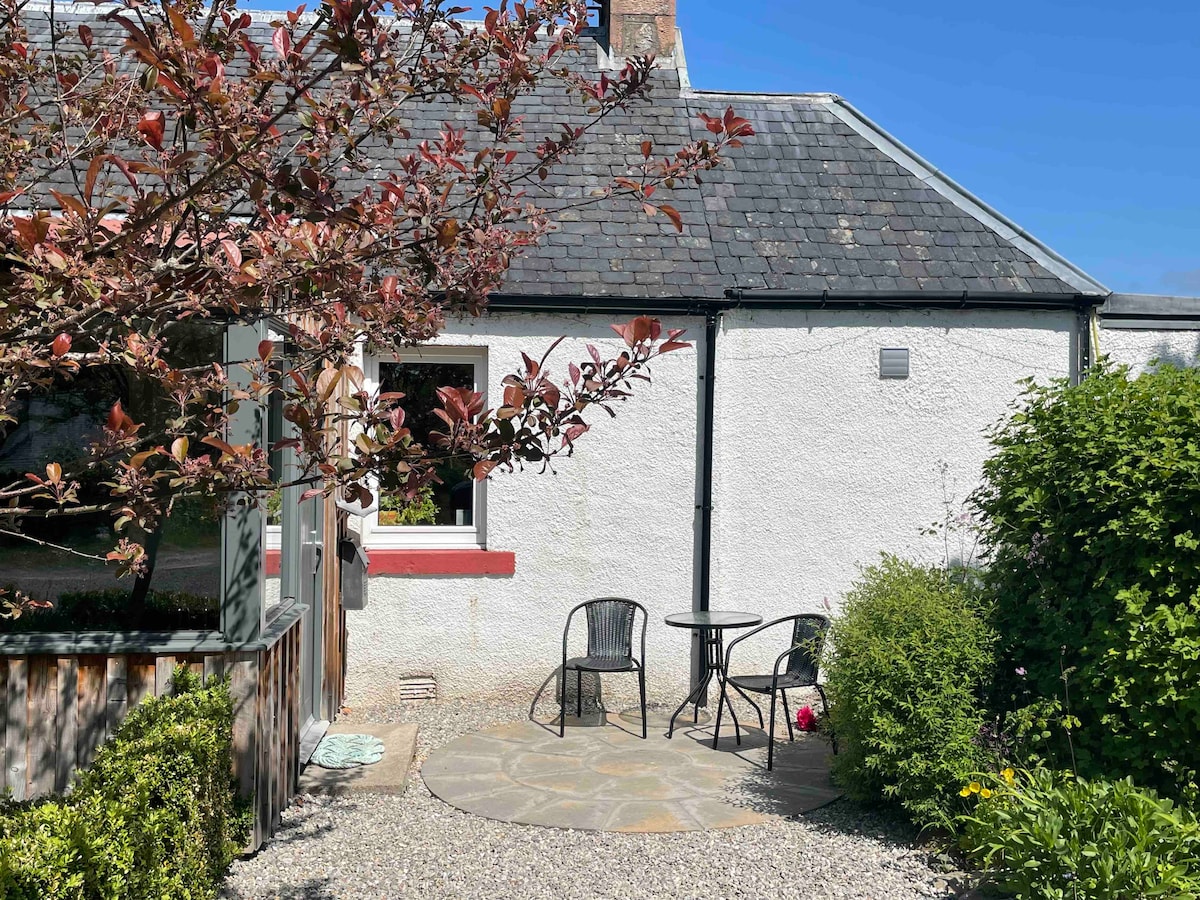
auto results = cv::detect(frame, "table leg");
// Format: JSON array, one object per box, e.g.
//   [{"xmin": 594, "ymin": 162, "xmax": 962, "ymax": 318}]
[
  {"xmin": 711, "ymin": 633, "xmax": 742, "ymax": 749},
  {"xmin": 667, "ymin": 667, "xmax": 711, "ymax": 738}
]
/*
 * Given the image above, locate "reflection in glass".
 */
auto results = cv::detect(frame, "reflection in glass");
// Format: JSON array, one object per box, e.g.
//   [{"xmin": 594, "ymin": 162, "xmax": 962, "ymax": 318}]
[
  {"xmin": 0, "ymin": 323, "xmax": 222, "ymax": 631},
  {"xmin": 376, "ymin": 361, "xmax": 475, "ymax": 527}
]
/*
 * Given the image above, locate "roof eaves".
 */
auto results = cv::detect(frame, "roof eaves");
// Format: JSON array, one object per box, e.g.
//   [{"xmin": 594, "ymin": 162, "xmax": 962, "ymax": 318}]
[
  {"xmin": 1101, "ymin": 292, "xmax": 1200, "ymax": 328},
  {"xmin": 826, "ymin": 98, "xmax": 1110, "ymax": 298}
]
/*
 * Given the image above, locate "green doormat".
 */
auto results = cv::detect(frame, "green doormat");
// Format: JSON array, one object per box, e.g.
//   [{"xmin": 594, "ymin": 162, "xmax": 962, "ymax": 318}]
[{"xmin": 311, "ymin": 733, "xmax": 386, "ymax": 769}]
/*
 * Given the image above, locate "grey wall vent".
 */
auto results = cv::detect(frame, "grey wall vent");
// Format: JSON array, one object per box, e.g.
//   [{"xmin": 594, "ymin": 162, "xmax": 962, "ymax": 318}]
[{"xmin": 879, "ymin": 348, "xmax": 910, "ymax": 379}]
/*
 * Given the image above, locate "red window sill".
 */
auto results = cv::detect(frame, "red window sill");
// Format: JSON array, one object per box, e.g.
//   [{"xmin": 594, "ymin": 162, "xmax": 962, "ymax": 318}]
[
  {"xmin": 368, "ymin": 549, "xmax": 515, "ymax": 576},
  {"xmin": 264, "ymin": 548, "xmax": 514, "ymax": 577}
]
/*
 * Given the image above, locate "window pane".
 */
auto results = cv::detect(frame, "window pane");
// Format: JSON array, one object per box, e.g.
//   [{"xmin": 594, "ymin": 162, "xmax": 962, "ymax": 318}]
[
  {"xmin": 0, "ymin": 323, "xmax": 222, "ymax": 631},
  {"xmin": 377, "ymin": 361, "xmax": 475, "ymax": 527}
]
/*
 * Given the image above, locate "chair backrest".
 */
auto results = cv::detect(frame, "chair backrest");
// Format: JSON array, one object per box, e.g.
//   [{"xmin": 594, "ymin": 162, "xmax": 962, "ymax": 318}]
[
  {"xmin": 584, "ymin": 598, "xmax": 639, "ymax": 660},
  {"xmin": 785, "ymin": 614, "xmax": 830, "ymax": 683}
]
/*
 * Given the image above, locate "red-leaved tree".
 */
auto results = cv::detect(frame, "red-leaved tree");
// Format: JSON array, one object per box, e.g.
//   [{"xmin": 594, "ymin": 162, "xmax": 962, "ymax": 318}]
[{"xmin": 0, "ymin": 0, "xmax": 752, "ymax": 613}]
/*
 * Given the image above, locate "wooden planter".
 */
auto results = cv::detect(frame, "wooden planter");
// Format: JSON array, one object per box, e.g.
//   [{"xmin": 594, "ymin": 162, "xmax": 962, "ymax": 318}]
[{"xmin": 0, "ymin": 605, "xmax": 304, "ymax": 849}]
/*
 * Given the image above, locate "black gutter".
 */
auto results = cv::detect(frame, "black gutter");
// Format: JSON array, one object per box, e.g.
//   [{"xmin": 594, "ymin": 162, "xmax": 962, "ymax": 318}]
[
  {"xmin": 485, "ymin": 289, "xmax": 1107, "ymax": 315},
  {"xmin": 723, "ymin": 288, "xmax": 1104, "ymax": 311},
  {"xmin": 485, "ymin": 293, "xmax": 710, "ymax": 317}
]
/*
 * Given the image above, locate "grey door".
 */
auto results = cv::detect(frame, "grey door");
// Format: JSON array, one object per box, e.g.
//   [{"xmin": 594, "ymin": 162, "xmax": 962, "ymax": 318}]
[{"xmin": 298, "ymin": 493, "xmax": 326, "ymax": 750}]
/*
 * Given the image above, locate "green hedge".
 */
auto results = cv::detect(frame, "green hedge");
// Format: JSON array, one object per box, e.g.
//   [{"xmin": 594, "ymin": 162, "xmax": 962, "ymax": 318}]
[
  {"xmin": 0, "ymin": 669, "xmax": 248, "ymax": 899},
  {"xmin": 974, "ymin": 362, "xmax": 1200, "ymax": 802},
  {"xmin": 825, "ymin": 556, "xmax": 996, "ymax": 830},
  {"xmin": 0, "ymin": 589, "xmax": 218, "ymax": 633}
]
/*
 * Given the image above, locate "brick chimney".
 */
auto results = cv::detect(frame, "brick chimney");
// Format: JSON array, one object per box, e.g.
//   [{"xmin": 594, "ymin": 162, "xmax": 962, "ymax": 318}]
[{"xmin": 606, "ymin": 0, "xmax": 676, "ymax": 57}]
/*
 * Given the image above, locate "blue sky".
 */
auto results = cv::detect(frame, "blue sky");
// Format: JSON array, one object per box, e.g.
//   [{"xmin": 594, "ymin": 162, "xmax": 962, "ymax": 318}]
[{"xmin": 677, "ymin": 0, "xmax": 1200, "ymax": 295}]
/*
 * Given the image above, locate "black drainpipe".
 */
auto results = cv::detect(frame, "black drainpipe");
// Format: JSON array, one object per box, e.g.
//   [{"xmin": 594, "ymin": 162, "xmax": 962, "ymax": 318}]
[
  {"xmin": 690, "ymin": 311, "xmax": 719, "ymax": 691},
  {"xmin": 1075, "ymin": 302, "xmax": 1093, "ymax": 384}
]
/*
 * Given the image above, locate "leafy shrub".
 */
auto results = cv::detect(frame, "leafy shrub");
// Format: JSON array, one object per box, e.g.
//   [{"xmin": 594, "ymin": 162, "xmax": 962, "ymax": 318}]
[
  {"xmin": 824, "ymin": 556, "xmax": 996, "ymax": 829},
  {"xmin": 974, "ymin": 362, "xmax": 1200, "ymax": 801},
  {"xmin": 378, "ymin": 484, "xmax": 438, "ymax": 526},
  {"xmin": 0, "ymin": 669, "xmax": 248, "ymax": 899},
  {"xmin": 959, "ymin": 767, "xmax": 1200, "ymax": 899},
  {"xmin": 0, "ymin": 588, "xmax": 217, "ymax": 633}
]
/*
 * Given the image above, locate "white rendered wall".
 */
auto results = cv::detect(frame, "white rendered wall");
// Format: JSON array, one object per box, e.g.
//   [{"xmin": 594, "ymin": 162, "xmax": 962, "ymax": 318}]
[
  {"xmin": 347, "ymin": 307, "xmax": 1079, "ymax": 705},
  {"xmin": 705, "ymin": 308, "xmax": 1075, "ymax": 680},
  {"xmin": 346, "ymin": 312, "xmax": 704, "ymax": 706},
  {"xmin": 1097, "ymin": 326, "xmax": 1200, "ymax": 373}
]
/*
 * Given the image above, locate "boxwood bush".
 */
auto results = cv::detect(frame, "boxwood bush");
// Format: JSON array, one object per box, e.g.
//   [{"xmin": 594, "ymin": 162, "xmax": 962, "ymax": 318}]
[
  {"xmin": 0, "ymin": 669, "xmax": 248, "ymax": 899},
  {"xmin": 974, "ymin": 362, "xmax": 1200, "ymax": 802},
  {"xmin": 824, "ymin": 556, "xmax": 996, "ymax": 830}
]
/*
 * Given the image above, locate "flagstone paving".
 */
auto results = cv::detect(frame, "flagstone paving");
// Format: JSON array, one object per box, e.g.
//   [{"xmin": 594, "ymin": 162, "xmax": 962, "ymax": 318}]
[{"xmin": 422, "ymin": 709, "xmax": 841, "ymax": 832}]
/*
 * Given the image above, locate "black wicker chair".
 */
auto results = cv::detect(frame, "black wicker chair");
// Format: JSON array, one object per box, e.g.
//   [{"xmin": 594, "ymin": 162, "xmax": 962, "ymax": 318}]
[
  {"xmin": 714, "ymin": 614, "xmax": 833, "ymax": 770},
  {"xmin": 560, "ymin": 598, "xmax": 648, "ymax": 739}
]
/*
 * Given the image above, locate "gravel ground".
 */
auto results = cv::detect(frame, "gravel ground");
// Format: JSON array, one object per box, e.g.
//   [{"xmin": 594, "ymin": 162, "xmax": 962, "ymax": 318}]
[{"xmin": 222, "ymin": 699, "xmax": 957, "ymax": 900}]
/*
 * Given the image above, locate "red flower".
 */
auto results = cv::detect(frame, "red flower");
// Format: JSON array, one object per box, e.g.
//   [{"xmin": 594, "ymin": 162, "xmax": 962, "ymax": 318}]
[{"xmin": 795, "ymin": 705, "xmax": 818, "ymax": 732}]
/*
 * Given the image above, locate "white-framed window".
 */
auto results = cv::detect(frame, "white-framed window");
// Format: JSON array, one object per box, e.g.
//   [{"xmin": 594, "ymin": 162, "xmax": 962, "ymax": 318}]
[{"xmin": 362, "ymin": 346, "xmax": 487, "ymax": 549}]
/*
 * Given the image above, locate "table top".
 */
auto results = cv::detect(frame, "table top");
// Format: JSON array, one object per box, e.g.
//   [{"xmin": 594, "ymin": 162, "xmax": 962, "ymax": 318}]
[{"xmin": 664, "ymin": 611, "xmax": 763, "ymax": 630}]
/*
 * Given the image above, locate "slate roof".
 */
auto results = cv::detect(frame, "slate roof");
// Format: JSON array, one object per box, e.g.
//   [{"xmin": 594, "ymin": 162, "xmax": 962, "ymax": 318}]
[{"xmin": 20, "ymin": 5, "xmax": 1107, "ymax": 301}]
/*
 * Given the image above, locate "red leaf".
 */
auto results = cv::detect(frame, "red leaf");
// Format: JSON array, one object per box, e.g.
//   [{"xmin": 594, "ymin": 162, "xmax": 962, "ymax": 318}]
[
  {"xmin": 272, "ymin": 26, "xmax": 291, "ymax": 59},
  {"xmin": 659, "ymin": 204, "xmax": 683, "ymax": 232},
  {"xmin": 221, "ymin": 239, "xmax": 242, "ymax": 268},
  {"xmin": 106, "ymin": 401, "xmax": 125, "ymax": 432},
  {"xmin": 610, "ymin": 323, "xmax": 632, "ymax": 347},
  {"xmin": 51, "ymin": 333, "xmax": 71, "ymax": 357},
  {"xmin": 640, "ymin": 140, "xmax": 652, "ymax": 159},
  {"xmin": 201, "ymin": 435, "xmax": 235, "ymax": 456},
  {"xmin": 629, "ymin": 316, "xmax": 653, "ymax": 343},
  {"xmin": 657, "ymin": 340, "xmax": 692, "ymax": 354},
  {"xmin": 84, "ymin": 155, "xmax": 104, "ymax": 203},
  {"xmin": 137, "ymin": 111, "xmax": 165, "ymax": 150},
  {"xmin": 49, "ymin": 189, "xmax": 87, "ymax": 219},
  {"xmin": 299, "ymin": 487, "xmax": 323, "ymax": 501},
  {"xmin": 78, "ymin": 24, "xmax": 93, "ymax": 49},
  {"xmin": 472, "ymin": 460, "xmax": 498, "ymax": 480},
  {"xmin": 257, "ymin": 340, "xmax": 273, "ymax": 361},
  {"xmin": 562, "ymin": 423, "xmax": 588, "ymax": 446}
]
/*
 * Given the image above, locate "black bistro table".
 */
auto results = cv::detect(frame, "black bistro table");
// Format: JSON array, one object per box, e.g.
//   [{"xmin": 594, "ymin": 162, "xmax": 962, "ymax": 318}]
[{"xmin": 664, "ymin": 610, "xmax": 762, "ymax": 740}]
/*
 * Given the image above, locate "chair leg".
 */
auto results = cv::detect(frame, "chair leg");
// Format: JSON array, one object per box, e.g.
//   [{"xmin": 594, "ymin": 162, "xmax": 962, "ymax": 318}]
[
  {"xmin": 560, "ymin": 666, "xmax": 568, "ymax": 738},
  {"xmin": 638, "ymin": 668, "xmax": 647, "ymax": 740},
  {"xmin": 815, "ymin": 683, "xmax": 836, "ymax": 755},
  {"xmin": 731, "ymin": 683, "xmax": 764, "ymax": 729},
  {"xmin": 767, "ymin": 689, "xmax": 778, "ymax": 771},
  {"xmin": 781, "ymin": 689, "xmax": 794, "ymax": 741},
  {"xmin": 576, "ymin": 668, "xmax": 582, "ymax": 719}
]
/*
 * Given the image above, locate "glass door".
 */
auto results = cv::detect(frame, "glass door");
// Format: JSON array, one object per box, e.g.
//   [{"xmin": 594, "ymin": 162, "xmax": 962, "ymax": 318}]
[{"xmin": 298, "ymin": 492, "xmax": 325, "ymax": 731}]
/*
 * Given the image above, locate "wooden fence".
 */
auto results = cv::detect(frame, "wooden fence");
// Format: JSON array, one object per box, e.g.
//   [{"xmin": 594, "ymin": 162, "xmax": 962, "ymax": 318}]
[{"xmin": 0, "ymin": 607, "xmax": 303, "ymax": 848}]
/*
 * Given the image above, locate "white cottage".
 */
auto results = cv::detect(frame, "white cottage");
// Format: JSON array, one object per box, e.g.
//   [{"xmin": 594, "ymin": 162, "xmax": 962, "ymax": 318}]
[{"xmin": 315, "ymin": 1, "xmax": 1197, "ymax": 706}]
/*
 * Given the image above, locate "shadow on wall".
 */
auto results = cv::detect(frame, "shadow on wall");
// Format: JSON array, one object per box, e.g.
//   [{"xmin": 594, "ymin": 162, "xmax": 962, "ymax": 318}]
[{"xmin": 1145, "ymin": 333, "xmax": 1200, "ymax": 370}]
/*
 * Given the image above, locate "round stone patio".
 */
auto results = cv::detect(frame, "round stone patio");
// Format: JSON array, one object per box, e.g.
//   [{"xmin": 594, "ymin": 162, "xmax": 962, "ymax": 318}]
[{"xmin": 421, "ymin": 709, "xmax": 841, "ymax": 832}]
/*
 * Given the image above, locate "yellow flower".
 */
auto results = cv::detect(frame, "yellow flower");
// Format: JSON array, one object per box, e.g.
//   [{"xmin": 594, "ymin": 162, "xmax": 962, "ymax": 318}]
[
  {"xmin": 959, "ymin": 786, "xmax": 972, "ymax": 797},
  {"xmin": 968, "ymin": 781, "xmax": 981, "ymax": 794},
  {"xmin": 1001, "ymin": 768, "xmax": 1015, "ymax": 785},
  {"xmin": 980, "ymin": 787, "xmax": 993, "ymax": 799}
]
